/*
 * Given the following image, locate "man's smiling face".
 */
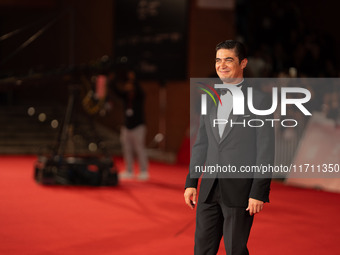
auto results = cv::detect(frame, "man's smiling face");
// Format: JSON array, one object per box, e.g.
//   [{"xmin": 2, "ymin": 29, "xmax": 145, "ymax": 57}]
[{"xmin": 215, "ymin": 48, "xmax": 247, "ymax": 83}]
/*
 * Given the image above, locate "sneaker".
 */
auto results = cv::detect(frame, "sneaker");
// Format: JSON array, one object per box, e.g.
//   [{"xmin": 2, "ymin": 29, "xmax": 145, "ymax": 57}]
[
  {"xmin": 119, "ymin": 171, "xmax": 134, "ymax": 179},
  {"xmin": 137, "ymin": 172, "xmax": 149, "ymax": 181}
]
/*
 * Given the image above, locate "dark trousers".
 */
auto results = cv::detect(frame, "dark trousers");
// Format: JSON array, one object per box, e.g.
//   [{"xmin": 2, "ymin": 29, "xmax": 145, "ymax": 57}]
[{"xmin": 194, "ymin": 179, "xmax": 254, "ymax": 255}]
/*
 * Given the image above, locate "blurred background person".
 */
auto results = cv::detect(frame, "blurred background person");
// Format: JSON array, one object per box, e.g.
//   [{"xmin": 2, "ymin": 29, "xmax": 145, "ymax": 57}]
[{"xmin": 108, "ymin": 65, "xmax": 149, "ymax": 180}]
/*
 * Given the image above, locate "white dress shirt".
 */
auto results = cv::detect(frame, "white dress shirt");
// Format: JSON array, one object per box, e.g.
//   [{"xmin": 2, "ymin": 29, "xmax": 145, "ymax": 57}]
[{"xmin": 217, "ymin": 79, "xmax": 244, "ymax": 137}]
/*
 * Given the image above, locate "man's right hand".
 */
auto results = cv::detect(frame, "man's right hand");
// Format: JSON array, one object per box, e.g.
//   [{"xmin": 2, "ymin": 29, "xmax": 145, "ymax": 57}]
[{"xmin": 184, "ymin": 188, "xmax": 197, "ymax": 209}]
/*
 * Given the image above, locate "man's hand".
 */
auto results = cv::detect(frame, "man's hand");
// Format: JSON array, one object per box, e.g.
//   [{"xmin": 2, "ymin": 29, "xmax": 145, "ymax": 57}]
[
  {"xmin": 246, "ymin": 198, "xmax": 264, "ymax": 216},
  {"xmin": 184, "ymin": 188, "xmax": 197, "ymax": 209}
]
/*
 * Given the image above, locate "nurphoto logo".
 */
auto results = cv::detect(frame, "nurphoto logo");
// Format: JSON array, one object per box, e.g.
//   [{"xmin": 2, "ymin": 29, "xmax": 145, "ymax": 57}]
[{"xmin": 198, "ymin": 80, "xmax": 312, "ymax": 128}]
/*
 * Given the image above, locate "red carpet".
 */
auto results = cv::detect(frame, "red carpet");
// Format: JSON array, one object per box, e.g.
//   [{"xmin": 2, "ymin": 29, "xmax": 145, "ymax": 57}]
[{"xmin": 0, "ymin": 156, "xmax": 339, "ymax": 255}]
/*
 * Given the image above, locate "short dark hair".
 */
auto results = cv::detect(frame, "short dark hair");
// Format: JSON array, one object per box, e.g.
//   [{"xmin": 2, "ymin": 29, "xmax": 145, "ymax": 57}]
[{"xmin": 215, "ymin": 40, "xmax": 247, "ymax": 63}]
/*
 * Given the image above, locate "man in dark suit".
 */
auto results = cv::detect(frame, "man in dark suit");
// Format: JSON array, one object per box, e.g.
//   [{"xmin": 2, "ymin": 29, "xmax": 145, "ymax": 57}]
[{"xmin": 184, "ymin": 40, "xmax": 275, "ymax": 255}]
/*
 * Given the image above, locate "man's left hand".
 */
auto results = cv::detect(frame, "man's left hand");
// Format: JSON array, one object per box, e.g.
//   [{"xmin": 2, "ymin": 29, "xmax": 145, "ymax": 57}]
[{"xmin": 246, "ymin": 198, "xmax": 264, "ymax": 216}]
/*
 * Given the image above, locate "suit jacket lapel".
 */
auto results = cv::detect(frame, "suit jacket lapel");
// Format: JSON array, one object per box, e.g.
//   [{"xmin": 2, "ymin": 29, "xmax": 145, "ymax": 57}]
[
  {"xmin": 209, "ymin": 100, "xmax": 220, "ymax": 144},
  {"xmin": 219, "ymin": 113, "xmax": 239, "ymax": 144}
]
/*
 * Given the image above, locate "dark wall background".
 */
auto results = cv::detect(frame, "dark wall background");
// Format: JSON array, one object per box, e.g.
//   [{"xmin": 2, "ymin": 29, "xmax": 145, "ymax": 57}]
[{"xmin": 0, "ymin": 0, "xmax": 339, "ymax": 153}]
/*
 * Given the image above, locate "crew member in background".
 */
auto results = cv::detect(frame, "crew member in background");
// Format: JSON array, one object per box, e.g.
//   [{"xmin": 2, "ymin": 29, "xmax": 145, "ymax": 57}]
[{"xmin": 109, "ymin": 66, "xmax": 149, "ymax": 181}]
